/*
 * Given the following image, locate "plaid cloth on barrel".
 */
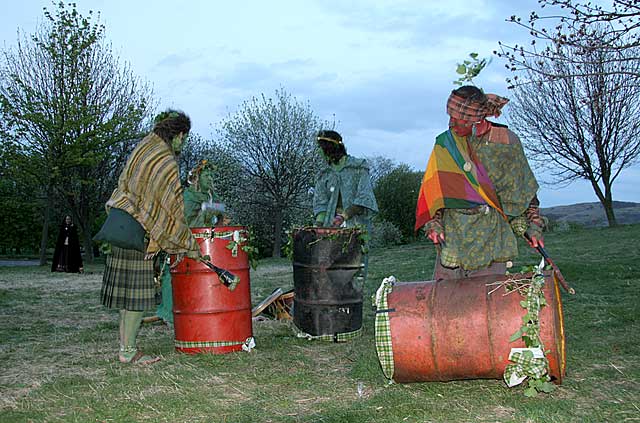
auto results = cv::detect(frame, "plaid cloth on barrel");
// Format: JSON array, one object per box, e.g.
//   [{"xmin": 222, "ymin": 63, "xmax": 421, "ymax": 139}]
[
  {"xmin": 446, "ymin": 92, "xmax": 509, "ymax": 122},
  {"xmin": 294, "ymin": 326, "xmax": 363, "ymax": 343},
  {"xmin": 415, "ymin": 130, "xmax": 506, "ymax": 231},
  {"xmin": 174, "ymin": 337, "xmax": 253, "ymax": 349},
  {"xmin": 504, "ymin": 349, "xmax": 549, "ymax": 387},
  {"xmin": 373, "ymin": 276, "xmax": 396, "ymax": 380}
]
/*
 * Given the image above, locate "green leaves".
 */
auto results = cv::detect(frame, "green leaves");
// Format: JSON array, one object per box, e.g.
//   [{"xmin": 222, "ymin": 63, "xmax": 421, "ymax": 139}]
[
  {"xmin": 0, "ymin": 1, "xmax": 153, "ymax": 260},
  {"xmin": 505, "ymin": 268, "xmax": 554, "ymax": 396},
  {"xmin": 453, "ymin": 52, "xmax": 492, "ymax": 86},
  {"xmin": 225, "ymin": 230, "xmax": 260, "ymax": 270},
  {"xmin": 373, "ymin": 164, "xmax": 423, "ymax": 239},
  {"xmin": 527, "ymin": 377, "xmax": 556, "ymax": 395},
  {"xmin": 540, "ymin": 381, "xmax": 556, "ymax": 393},
  {"xmin": 509, "ymin": 329, "xmax": 524, "ymax": 343}
]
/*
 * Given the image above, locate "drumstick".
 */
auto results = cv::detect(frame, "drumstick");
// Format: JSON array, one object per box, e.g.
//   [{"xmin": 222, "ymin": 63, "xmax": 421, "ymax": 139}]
[
  {"xmin": 524, "ymin": 234, "xmax": 575, "ymax": 295},
  {"xmin": 198, "ymin": 258, "xmax": 240, "ymax": 290}
]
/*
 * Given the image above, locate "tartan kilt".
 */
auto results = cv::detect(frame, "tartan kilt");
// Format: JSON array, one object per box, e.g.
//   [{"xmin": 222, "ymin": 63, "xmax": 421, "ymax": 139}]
[{"xmin": 101, "ymin": 246, "xmax": 159, "ymax": 311}]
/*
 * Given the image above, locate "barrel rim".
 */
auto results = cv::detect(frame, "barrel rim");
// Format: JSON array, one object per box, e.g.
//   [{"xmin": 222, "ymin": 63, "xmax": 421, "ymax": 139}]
[
  {"xmin": 189, "ymin": 225, "xmax": 249, "ymax": 236},
  {"xmin": 292, "ymin": 226, "xmax": 362, "ymax": 236}
]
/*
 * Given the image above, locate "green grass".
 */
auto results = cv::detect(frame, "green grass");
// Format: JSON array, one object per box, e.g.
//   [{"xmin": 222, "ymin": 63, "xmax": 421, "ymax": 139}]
[{"xmin": 1, "ymin": 225, "xmax": 639, "ymax": 422}]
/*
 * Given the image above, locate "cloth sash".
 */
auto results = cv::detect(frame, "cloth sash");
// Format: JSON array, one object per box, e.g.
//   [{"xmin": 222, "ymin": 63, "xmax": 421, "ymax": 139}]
[{"xmin": 415, "ymin": 130, "xmax": 506, "ymax": 231}]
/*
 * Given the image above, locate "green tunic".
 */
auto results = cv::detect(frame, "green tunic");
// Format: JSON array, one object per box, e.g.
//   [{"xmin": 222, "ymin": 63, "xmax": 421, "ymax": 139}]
[
  {"xmin": 156, "ymin": 168, "xmax": 224, "ymax": 323},
  {"xmin": 438, "ymin": 126, "xmax": 539, "ymax": 270},
  {"xmin": 313, "ymin": 155, "xmax": 379, "ymax": 227}
]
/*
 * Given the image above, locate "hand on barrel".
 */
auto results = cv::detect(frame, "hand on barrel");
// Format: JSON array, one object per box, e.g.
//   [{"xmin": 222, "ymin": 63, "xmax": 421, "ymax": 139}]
[
  {"xmin": 186, "ymin": 248, "xmax": 202, "ymax": 260},
  {"xmin": 169, "ymin": 249, "xmax": 202, "ymax": 269},
  {"xmin": 423, "ymin": 217, "xmax": 445, "ymax": 245},
  {"xmin": 332, "ymin": 214, "xmax": 346, "ymax": 227},
  {"xmin": 526, "ymin": 234, "xmax": 545, "ymax": 249},
  {"xmin": 427, "ymin": 228, "xmax": 445, "ymax": 245}
]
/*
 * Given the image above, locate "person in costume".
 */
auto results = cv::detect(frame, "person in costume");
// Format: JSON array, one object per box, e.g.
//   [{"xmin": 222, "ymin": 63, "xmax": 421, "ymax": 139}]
[
  {"xmin": 183, "ymin": 160, "xmax": 227, "ymax": 228},
  {"xmin": 313, "ymin": 130, "xmax": 378, "ymax": 280},
  {"xmin": 100, "ymin": 110, "xmax": 201, "ymax": 364},
  {"xmin": 51, "ymin": 215, "xmax": 83, "ymax": 273},
  {"xmin": 313, "ymin": 130, "xmax": 378, "ymax": 228},
  {"xmin": 148, "ymin": 160, "xmax": 227, "ymax": 324},
  {"xmin": 415, "ymin": 85, "xmax": 545, "ymax": 280}
]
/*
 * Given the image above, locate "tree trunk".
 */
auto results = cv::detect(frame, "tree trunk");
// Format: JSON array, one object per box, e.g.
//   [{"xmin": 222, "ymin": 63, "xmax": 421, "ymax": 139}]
[
  {"xmin": 272, "ymin": 208, "xmax": 283, "ymax": 258},
  {"xmin": 588, "ymin": 176, "xmax": 617, "ymax": 227},
  {"xmin": 603, "ymin": 201, "xmax": 617, "ymax": 227},
  {"xmin": 81, "ymin": 221, "xmax": 94, "ymax": 264},
  {"xmin": 77, "ymin": 209, "xmax": 94, "ymax": 264},
  {"xmin": 602, "ymin": 184, "xmax": 617, "ymax": 227},
  {"xmin": 39, "ymin": 186, "xmax": 53, "ymax": 266}
]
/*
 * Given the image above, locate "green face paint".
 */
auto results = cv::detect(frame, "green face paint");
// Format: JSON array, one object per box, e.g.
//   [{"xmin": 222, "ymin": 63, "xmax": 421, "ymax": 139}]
[
  {"xmin": 199, "ymin": 168, "xmax": 214, "ymax": 191},
  {"xmin": 172, "ymin": 133, "xmax": 186, "ymax": 154}
]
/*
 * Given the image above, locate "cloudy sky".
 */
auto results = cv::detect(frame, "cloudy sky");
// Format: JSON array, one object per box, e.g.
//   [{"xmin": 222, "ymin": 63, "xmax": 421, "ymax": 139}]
[{"xmin": 2, "ymin": 0, "xmax": 638, "ymax": 207}]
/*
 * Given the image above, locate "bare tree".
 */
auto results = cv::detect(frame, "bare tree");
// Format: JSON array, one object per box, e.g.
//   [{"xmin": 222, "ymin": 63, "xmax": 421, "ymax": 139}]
[
  {"xmin": 365, "ymin": 155, "xmax": 399, "ymax": 188},
  {"xmin": 497, "ymin": 1, "xmax": 640, "ymax": 86},
  {"xmin": 507, "ymin": 29, "xmax": 640, "ymax": 226},
  {"xmin": 219, "ymin": 88, "xmax": 325, "ymax": 257},
  {"xmin": 0, "ymin": 2, "xmax": 153, "ymax": 264}
]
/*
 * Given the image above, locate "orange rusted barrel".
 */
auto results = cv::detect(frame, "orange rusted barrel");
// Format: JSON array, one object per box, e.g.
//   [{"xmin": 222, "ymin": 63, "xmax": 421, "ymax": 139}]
[
  {"xmin": 171, "ymin": 226, "xmax": 253, "ymax": 354},
  {"xmin": 376, "ymin": 271, "xmax": 565, "ymax": 383}
]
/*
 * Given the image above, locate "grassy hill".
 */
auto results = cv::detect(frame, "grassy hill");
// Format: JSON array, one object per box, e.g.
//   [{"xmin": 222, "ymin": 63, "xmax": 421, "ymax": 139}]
[
  {"xmin": 542, "ymin": 201, "xmax": 640, "ymax": 227},
  {"xmin": 1, "ymin": 225, "xmax": 639, "ymax": 422}
]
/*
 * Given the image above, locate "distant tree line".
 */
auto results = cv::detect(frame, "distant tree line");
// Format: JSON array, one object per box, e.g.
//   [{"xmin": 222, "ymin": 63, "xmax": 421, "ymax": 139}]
[
  {"xmin": 5, "ymin": 0, "xmax": 636, "ymax": 265},
  {"xmin": 0, "ymin": 2, "xmax": 152, "ymax": 263},
  {"xmin": 0, "ymin": 3, "xmax": 423, "ymax": 262}
]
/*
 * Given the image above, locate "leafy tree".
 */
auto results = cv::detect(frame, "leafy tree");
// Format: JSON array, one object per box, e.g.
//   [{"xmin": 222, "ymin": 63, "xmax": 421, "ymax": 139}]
[
  {"xmin": 497, "ymin": 1, "xmax": 640, "ymax": 86},
  {"xmin": 218, "ymin": 88, "xmax": 324, "ymax": 257},
  {"xmin": 0, "ymin": 139, "xmax": 42, "ymax": 255},
  {"xmin": 454, "ymin": 52, "xmax": 491, "ymax": 86},
  {"xmin": 177, "ymin": 133, "xmax": 214, "ymax": 183},
  {"xmin": 365, "ymin": 155, "xmax": 399, "ymax": 188},
  {"xmin": 374, "ymin": 164, "xmax": 423, "ymax": 239},
  {"xmin": 506, "ymin": 27, "xmax": 640, "ymax": 226},
  {"xmin": 0, "ymin": 2, "xmax": 153, "ymax": 264}
]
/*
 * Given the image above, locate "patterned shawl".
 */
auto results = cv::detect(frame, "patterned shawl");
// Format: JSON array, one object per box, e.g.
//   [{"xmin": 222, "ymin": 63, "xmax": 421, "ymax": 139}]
[
  {"xmin": 106, "ymin": 133, "xmax": 199, "ymax": 255},
  {"xmin": 415, "ymin": 130, "xmax": 506, "ymax": 231}
]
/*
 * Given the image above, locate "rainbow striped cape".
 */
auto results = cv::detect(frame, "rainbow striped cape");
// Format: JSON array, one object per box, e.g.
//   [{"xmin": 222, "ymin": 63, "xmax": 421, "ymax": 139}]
[{"xmin": 415, "ymin": 130, "xmax": 506, "ymax": 231}]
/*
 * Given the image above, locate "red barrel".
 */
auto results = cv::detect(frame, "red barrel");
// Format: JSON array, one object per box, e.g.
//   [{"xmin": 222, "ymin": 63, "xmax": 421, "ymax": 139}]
[
  {"xmin": 171, "ymin": 226, "xmax": 253, "ymax": 354},
  {"xmin": 380, "ymin": 271, "xmax": 565, "ymax": 383}
]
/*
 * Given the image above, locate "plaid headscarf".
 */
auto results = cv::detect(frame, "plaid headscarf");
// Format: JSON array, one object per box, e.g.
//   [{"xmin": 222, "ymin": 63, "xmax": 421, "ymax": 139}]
[{"xmin": 447, "ymin": 91, "xmax": 509, "ymax": 122}]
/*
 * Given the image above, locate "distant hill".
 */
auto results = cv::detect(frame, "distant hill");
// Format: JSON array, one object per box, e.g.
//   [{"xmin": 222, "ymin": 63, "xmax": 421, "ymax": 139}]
[{"xmin": 541, "ymin": 201, "xmax": 640, "ymax": 227}]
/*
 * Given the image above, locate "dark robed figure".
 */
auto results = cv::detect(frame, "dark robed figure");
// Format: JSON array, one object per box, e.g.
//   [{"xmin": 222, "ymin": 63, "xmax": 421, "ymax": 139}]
[{"xmin": 51, "ymin": 215, "xmax": 83, "ymax": 273}]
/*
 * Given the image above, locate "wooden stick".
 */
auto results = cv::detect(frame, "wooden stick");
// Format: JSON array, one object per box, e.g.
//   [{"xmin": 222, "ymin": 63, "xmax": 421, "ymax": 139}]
[{"xmin": 524, "ymin": 234, "xmax": 576, "ymax": 295}]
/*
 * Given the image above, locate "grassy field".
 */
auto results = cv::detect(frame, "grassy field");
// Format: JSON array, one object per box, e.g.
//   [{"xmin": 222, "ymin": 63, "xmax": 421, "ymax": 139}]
[{"xmin": 0, "ymin": 225, "xmax": 638, "ymax": 422}]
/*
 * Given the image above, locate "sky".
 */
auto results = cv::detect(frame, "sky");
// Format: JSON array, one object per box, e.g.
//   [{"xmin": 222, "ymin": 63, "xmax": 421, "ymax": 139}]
[{"xmin": 1, "ymin": 0, "xmax": 638, "ymax": 207}]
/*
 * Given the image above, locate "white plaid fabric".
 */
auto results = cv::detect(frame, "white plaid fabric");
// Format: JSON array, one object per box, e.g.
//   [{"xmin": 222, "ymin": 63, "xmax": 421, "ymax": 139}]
[
  {"xmin": 373, "ymin": 276, "xmax": 396, "ymax": 380},
  {"xmin": 175, "ymin": 337, "xmax": 254, "ymax": 350},
  {"xmin": 293, "ymin": 326, "xmax": 363, "ymax": 343}
]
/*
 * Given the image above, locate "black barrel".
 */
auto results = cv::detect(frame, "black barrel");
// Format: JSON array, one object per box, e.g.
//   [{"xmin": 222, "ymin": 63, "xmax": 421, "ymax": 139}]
[{"xmin": 292, "ymin": 227, "xmax": 364, "ymax": 337}]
